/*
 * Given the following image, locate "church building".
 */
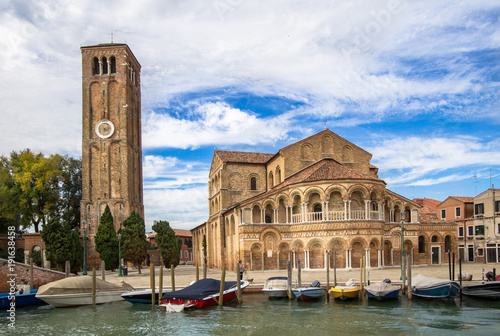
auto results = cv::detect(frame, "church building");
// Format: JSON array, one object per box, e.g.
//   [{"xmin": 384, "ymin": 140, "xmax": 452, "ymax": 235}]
[{"xmin": 192, "ymin": 129, "xmax": 457, "ymax": 271}]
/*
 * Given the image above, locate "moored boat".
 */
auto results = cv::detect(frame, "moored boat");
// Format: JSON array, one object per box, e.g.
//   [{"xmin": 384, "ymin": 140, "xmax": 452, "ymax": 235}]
[
  {"xmin": 1, "ymin": 288, "xmax": 44, "ymax": 309},
  {"xmin": 35, "ymin": 276, "xmax": 134, "ymax": 308},
  {"xmin": 262, "ymin": 276, "xmax": 290, "ymax": 299},
  {"xmin": 411, "ymin": 274, "xmax": 460, "ymax": 300},
  {"xmin": 462, "ymin": 281, "xmax": 500, "ymax": 300},
  {"xmin": 364, "ymin": 280, "xmax": 400, "ymax": 301},
  {"xmin": 292, "ymin": 281, "xmax": 326, "ymax": 301},
  {"xmin": 159, "ymin": 278, "xmax": 249, "ymax": 312},
  {"xmin": 330, "ymin": 279, "xmax": 360, "ymax": 301},
  {"xmin": 121, "ymin": 288, "xmax": 167, "ymax": 304}
]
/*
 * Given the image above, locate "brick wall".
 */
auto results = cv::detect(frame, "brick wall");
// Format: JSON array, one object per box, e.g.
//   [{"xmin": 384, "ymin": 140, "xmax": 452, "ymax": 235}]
[{"xmin": 0, "ymin": 258, "xmax": 65, "ymax": 292}]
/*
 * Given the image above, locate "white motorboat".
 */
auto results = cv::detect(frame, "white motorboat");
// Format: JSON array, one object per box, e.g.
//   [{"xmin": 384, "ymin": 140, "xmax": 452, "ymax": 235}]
[
  {"xmin": 262, "ymin": 276, "xmax": 290, "ymax": 299},
  {"xmin": 36, "ymin": 276, "xmax": 134, "ymax": 308}
]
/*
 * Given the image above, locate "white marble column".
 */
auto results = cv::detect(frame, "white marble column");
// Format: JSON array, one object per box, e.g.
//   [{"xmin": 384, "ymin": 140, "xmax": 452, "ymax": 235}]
[
  {"xmin": 365, "ymin": 248, "xmax": 370, "ymax": 268},
  {"xmin": 345, "ymin": 249, "xmax": 351, "ymax": 269},
  {"xmin": 250, "ymin": 252, "xmax": 253, "ymax": 270},
  {"xmin": 274, "ymin": 208, "xmax": 278, "ymax": 223},
  {"xmin": 365, "ymin": 200, "xmax": 370, "ymax": 220},
  {"xmin": 277, "ymin": 251, "xmax": 280, "ymax": 270},
  {"xmin": 261, "ymin": 209, "xmax": 265, "ymax": 223},
  {"xmin": 348, "ymin": 201, "xmax": 352, "ymax": 220},
  {"xmin": 324, "ymin": 201, "xmax": 329, "ymax": 221},
  {"xmin": 302, "ymin": 203, "xmax": 307, "ymax": 222},
  {"xmin": 293, "ymin": 251, "xmax": 296, "ymax": 269},
  {"xmin": 390, "ymin": 248, "xmax": 394, "ymax": 266}
]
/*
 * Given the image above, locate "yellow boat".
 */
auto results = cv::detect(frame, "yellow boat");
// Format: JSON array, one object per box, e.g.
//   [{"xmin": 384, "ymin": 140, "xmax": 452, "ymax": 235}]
[{"xmin": 329, "ymin": 279, "xmax": 360, "ymax": 300}]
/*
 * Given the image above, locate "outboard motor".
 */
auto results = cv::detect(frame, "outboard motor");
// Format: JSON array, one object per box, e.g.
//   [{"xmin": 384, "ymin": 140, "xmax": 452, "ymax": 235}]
[
  {"xmin": 486, "ymin": 271, "xmax": 495, "ymax": 281},
  {"xmin": 311, "ymin": 280, "xmax": 321, "ymax": 287}
]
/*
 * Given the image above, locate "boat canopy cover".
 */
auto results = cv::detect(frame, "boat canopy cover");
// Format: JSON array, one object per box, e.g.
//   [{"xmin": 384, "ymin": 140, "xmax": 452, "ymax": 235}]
[
  {"xmin": 161, "ymin": 278, "xmax": 236, "ymax": 301},
  {"xmin": 37, "ymin": 277, "xmax": 134, "ymax": 296},
  {"xmin": 412, "ymin": 274, "xmax": 454, "ymax": 288},
  {"xmin": 267, "ymin": 277, "xmax": 287, "ymax": 280}
]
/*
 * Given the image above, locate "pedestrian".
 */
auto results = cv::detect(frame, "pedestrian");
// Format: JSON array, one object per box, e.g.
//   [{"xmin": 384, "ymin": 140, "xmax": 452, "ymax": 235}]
[{"xmin": 239, "ymin": 260, "xmax": 245, "ymax": 280}]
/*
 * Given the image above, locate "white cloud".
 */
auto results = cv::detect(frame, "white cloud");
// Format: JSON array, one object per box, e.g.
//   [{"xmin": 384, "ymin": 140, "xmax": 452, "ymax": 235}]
[
  {"xmin": 143, "ymin": 102, "xmax": 291, "ymax": 149},
  {"xmin": 369, "ymin": 136, "xmax": 500, "ymax": 186}
]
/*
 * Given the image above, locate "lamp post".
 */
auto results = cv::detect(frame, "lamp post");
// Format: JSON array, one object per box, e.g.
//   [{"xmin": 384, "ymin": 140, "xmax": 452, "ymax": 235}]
[
  {"xmin": 82, "ymin": 220, "xmax": 88, "ymax": 276},
  {"xmin": 400, "ymin": 210, "xmax": 405, "ymax": 281},
  {"xmin": 118, "ymin": 233, "xmax": 122, "ymax": 277}
]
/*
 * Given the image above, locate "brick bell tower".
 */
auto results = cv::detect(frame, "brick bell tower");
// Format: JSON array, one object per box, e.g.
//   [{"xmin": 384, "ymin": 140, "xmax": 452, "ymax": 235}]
[{"xmin": 80, "ymin": 43, "xmax": 144, "ymax": 265}]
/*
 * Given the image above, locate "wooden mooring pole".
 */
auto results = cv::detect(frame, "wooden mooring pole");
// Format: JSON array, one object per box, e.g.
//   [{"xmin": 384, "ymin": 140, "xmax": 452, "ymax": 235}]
[
  {"xmin": 237, "ymin": 262, "xmax": 242, "ymax": 304},
  {"xmin": 287, "ymin": 261, "xmax": 293, "ymax": 299},
  {"xmin": 150, "ymin": 263, "xmax": 155, "ymax": 307},
  {"xmin": 326, "ymin": 251, "xmax": 330, "ymax": 302},
  {"xmin": 297, "ymin": 259, "xmax": 302, "ymax": 288},
  {"xmin": 171, "ymin": 264, "xmax": 175, "ymax": 292},
  {"xmin": 196, "ymin": 264, "xmax": 199, "ymax": 282},
  {"xmin": 92, "ymin": 267, "xmax": 96, "ymax": 306},
  {"xmin": 459, "ymin": 257, "xmax": 463, "ymax": 304},
  {"xmin": 333, "ymin": 251, "xmax": 337, "ymax": 287},
  {"xmin": 407, "ymin": 252, "xmax": 412, "ymax": 300},
  {"xmin": 158, "ymin": 265, "xmax": 163, "ymax": 305},
  {"xmin": 102, "ymin": 260, "xmax": 106, "ymax": 280},
  {"xmin": 29, "ymin": 258, "xmax": 34, "ymax": 291},
  {"xmin": 218, "ymin": 267, "xmax": 226, "ymax": 306},
  {"xmin": 65, "ymin": 261, "xmax": 70, "ymax": 278}
]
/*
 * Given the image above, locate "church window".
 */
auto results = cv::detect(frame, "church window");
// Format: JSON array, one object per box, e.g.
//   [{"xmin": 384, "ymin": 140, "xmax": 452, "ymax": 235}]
[
  {"xmin": 431, "ymin": 235, "xmax": 438, "ymax": 242},
  {"xmin": 418, "ymin": 236, "xmax": 425, "ymax": 253},
  {"xmin": 250, "ymin": 177, "xmax": 257, "ymax": 190},
  {"xmin": 269, "ymin": 172, "xmax": 274, "ymax": 188},
  {"xmin": 444, "ymin": 235, "xmax": 451, "ymax": 252},
  {"xmin": 276, "ymin": 167, "xmax": 281, "ymax": 184},
  {"xmin": 110, "ymin": 56, "xmax": 116, "ymax": 73},
  {"xmin": 265, "ymin": 215, "xmax": 272, "ymax": 223},
  {"xmin": 102, "ymin": 57, "xmax": 108, "ymax": 74},
  {"xmin": 93, "ymin": 57, "xmax": 99, "ymax": 75}
]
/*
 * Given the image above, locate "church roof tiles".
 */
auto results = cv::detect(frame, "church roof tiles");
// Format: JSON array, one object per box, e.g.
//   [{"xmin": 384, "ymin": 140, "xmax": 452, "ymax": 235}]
[{"xmin": 215, "ymin": 150, "xmax": 274, "ymax": 164}]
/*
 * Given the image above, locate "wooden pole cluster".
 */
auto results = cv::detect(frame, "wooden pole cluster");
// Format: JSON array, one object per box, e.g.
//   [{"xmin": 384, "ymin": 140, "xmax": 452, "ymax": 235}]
[
  {"xmin": 218, "ymin": 267, "xmax": 226, "ymax": 306},
  {"xmin": 297, "ymin": 259, "xmax": 302, "ymax": 288},
  {"xmin": 458, "ymin": 257, "xmax": 463, "ymax": 304}
]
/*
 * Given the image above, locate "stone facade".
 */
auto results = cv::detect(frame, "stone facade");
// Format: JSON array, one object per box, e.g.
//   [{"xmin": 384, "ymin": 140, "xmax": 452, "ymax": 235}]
[
  {"xmin": 0, "ymin": 259, "xmax": 65, "ymax": 292},
  {"xmin": 192, "ymin": 129, "xmax": 457, "ymax": 272},
  {"xmin": 80, "ymin": 43, "xmax": 144, "ymax": 268}
]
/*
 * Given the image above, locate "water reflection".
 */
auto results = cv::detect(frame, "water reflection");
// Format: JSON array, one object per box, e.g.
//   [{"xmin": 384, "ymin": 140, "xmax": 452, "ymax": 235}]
[{"xmin": 3, "ymin": 293, "xmax": 500, "ymax": 335}]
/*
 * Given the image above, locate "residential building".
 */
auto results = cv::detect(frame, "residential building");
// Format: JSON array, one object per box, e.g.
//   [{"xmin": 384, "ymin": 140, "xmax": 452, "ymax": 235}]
[{"xmin": 473, "ymin": 188, "xmax": 500, "ymax": 263}]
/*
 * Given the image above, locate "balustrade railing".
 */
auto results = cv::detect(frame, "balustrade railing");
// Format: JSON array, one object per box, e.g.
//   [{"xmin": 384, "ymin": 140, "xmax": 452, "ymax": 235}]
[
  {"xmin": 350, "ymin": 210, "xmax": 365, "ymax": 220},
  {"xmin": 370, "ymin": 211, "xmax": 380, "ymax": 220},
  {"xmin": 328, "ymin": 210, "xmax": 345, "ymax": 221}
]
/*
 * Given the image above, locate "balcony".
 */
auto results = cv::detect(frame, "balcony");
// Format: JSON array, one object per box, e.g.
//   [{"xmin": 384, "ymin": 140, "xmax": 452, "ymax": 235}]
[{"xmin": 290, "ymin": 210, "xmax": 382, "ymax": 224}]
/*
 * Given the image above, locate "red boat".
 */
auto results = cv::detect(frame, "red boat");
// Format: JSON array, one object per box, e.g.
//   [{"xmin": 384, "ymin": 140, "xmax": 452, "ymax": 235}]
[{"xmin": 160, "ymin": 278, "xmax": 249, "ymax": 312}]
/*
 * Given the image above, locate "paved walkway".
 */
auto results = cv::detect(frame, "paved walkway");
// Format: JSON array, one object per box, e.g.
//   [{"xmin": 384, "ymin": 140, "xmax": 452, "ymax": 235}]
[{"xmin": 104, "ymin": 262, "xmax": 500, "ymax": 290}]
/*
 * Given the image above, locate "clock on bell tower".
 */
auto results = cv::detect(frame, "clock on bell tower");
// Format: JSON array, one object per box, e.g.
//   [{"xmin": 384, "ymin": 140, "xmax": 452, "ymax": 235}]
[{"xmin": 80, "ymin": 43, "xmax": 144, "ymax": 262}]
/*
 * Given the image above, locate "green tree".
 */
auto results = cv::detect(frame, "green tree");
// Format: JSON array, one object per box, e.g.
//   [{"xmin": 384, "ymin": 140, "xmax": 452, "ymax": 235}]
[
  {"xmin": 0, "ymin": 156, "xmax": 20, "ymax": 234},
  {"xmin": 57, "ymin": 156, "xmax": 82, "ymax": 230},
  {"xmin": 41, "ymin": 216, "xmax": 81, "ymax": 272},
  {"xmin": 121, "ymin": 211, "xmax": 148, "ymax": 274},
  {"xmin": 9, "ymin": 150, "xmax": 62, "ymax": 232},
  {"xmin": 152, "ymin": 220, "xmax": 180, "ymax": 268},
  {"xmin": 94, "ymin": 205, "xmax": 119, "ymax": 270}
]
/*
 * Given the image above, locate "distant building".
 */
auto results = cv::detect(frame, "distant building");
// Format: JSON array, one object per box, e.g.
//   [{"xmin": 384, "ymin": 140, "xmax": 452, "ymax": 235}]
[
  {"xmin": 146, "ymin": 229, "xmax": 193, "ymax": 265},
  {"xmin": 192, "ymin": 129, "xmax": 457, "ymax": 272},
  {"xmin": 473, "ymin": 188, "xmax": 500, "ymax": 263}
]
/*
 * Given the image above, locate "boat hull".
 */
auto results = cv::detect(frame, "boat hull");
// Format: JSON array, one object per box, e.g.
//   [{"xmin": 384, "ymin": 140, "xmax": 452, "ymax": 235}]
[
  {"xmin": 36, "ymin": 291, "xmax": 127, "ymax": 308},
  {"xmin": 292, "ymin": 288, "xmax": 326, "ymax": 301},
  {"xmin": 462, "ymin": 281, "xmax": 500, "ymax": 299},
  {"xmin": 411, "ymin": 282, "xmax": 460, "ymax": 300},
  {"xmin": 262, "ymin": 289, "xmax": 290, "ymax": 299},
  {"xmin": 330, "ymin": 287, "xmax": 360, "ymax": 300},
  {"xmin": 121, "ymin": 289, "xmax": 163, "ymax": 304},
  {"xmin": 0, "ymin": 290, "xmax": 44, "ymax": 309},
  {"xmin": 365, "ymin": 288, "xmax": 400, "ymax": 301}
]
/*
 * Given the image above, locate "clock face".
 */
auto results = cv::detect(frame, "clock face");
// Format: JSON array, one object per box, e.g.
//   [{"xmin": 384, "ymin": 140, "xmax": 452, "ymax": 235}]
[{"xmin": 95, "ymin": 120, "xmax": 115, "ymax": 139}]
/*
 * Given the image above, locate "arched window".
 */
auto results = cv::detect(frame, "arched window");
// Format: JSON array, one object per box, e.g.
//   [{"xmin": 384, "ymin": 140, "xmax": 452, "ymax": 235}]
[
  {"xmin": 431, "ymin": 235, "xmax": 438, "ymax": 242},
  {"xmin": 110, "ymin": 56, "xmax": 116, "ymax": 73},
  {"xmin": 250, "ymin": 177, "xmax": 257, "ymax": 190},
  {"xmin": 418, "ymin": 236, "xmax": 425, "ymax": 253},
  {"xmin": 102, "ymin": 57, "xmax": 108, "ymax": 74},
  {"xmin": 276, "ymin": 167, "xmax": 281, "ymax": 184},
  {"xmin": 444, "ymin": 236, "xmax": 451, "ymax": 252},
  {"xmin": 314, "ymin": 203, "xmax": 322, "ymax": 213},
  {"xmin": 269, "ymin": 172, "xmax": 274, "ymax": 188},
  {"xmin": 265, "ymin": 215, "xmax": 272, "ymax": 223},
  {"xmin": 93, "ymin": 57, "xmax": 99, "ymax": 75}
]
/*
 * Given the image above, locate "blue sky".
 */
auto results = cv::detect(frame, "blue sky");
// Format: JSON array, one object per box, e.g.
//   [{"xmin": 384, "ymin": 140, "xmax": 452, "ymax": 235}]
[{"xmin": 1, "ymin": 0, "xmax": 499, "ymax": 231}]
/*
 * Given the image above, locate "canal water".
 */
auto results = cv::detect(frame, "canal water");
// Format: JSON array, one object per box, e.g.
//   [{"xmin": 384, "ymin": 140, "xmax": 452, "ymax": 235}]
[{"xmin": 4, "ymin": 293, "xmax": 500, "ymax": 335}]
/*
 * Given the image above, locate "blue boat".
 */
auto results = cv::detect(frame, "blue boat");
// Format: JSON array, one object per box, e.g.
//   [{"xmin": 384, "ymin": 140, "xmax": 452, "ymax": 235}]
[
  {"xmin": 0, "ymin": 289, "xmax": 44, "ymax": 309},
  {"xmin": 411, "ymin": 274, "xmax": 460, "ymax": 300},
  {"xmin": 121, "ymin": 289, "xmax": 164, "ymax": 304}
]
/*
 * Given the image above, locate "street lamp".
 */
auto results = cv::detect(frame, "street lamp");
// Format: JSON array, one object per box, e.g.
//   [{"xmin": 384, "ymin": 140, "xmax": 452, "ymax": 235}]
[
  {"xmin": 118, "ymin": 233, "xmax": 122, "ymax": 277},
  {"xmin": 400, "ymin": 210, "xmax": 405, "ymax": 281},
  {"xmin": 82, "ymin": 220, "xmax": 88, "ymax": 276}
]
